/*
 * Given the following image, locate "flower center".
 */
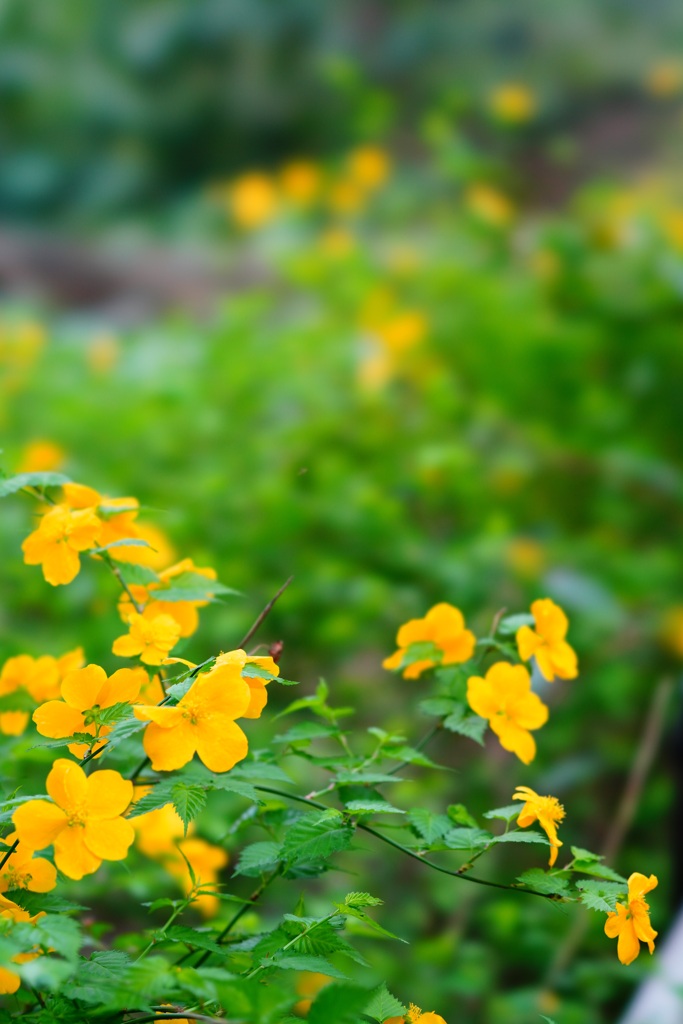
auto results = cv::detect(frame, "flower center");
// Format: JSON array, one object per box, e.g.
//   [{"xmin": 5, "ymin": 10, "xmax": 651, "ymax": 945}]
[
  {"xmin": 67, "ymin": 808, "xmax": 87, "ymax": 827},
  {"xmin": 181, "ymin": 699, "xmax": 202, "ymax": 726}
]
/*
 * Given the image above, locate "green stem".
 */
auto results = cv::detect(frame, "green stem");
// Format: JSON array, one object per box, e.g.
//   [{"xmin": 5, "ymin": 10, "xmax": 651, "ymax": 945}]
[
  {"xmin": 0, "ymin": 837, "xmax": 19, "ymax": 870},
  {"xmin": 244, "ymin": 910, "xmax": 338, "ymax": 980},
  {"xmin": 189, "ymin": 868, "xmax": 281, "ymax": 969}
]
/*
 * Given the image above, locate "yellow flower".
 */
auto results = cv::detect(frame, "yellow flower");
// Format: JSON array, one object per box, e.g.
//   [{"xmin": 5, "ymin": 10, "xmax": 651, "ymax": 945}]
[
  {"xmin": 605, "ymin": 873, "xmax": 658, "ymax": 965},
  {"xmin": 294, "ymin": 972, "xmax": 333, "ymax": 1015},
  {"xmin": 112, "ymin": 611, "xmax": 181, "ymax": 665},
  {"xmin": 347, "ymin": 146, "xmax": 391, "ymax": 189},
  {"xmin": 374, "ymin": 312, "xmax": 428, "ymax": 354},
  {"xmin": 512, "ymin": 785, "xmax": 565, "ymax": 866},
  {"xmin": 466, "ymin": 184, "xmax": 514, "ymax": 226},
  {"xmin": 0, "ymin": 647, "xmax": 84, "ymax": 704},
  {"xmin": 280, "ymin": 160, "xmax": 322, "ymax": 206},
  {"xmin": 62, "ymin": 483, "xmax": 143, "ymax": 562},
  {"xmin": 33, "ymin": 663, "xmax": 144, "ymax": 758},
  {"xmin": 0, "ymin": 832, "xmax": 56, "ymax": 893},
  {"xmin": 0, "ymin": 894, "xmax": 45, "ymax": 994},
  {"xmin": 406, "ymin": 1004, "xmax": 447, "ymax": 1024},
  {"xmin": 166, "ymin": 836, "xmax": 228, "ymax": 918},
  {"xmin": 0, "ymin": 711, "xmax": 29, "ymax": 736},
  {"xmin": 516, "ymin": 598, "xmax": 578, "ymax": 682},
  {"xmin": 229, "ymin": 173, "xmax": 278, "ymax": 229},
  {"xmin": 645, "ymin": 61, "xmax": 683, "ymax": 97},
  {"xmin": 18, "ymin": 440, "xmax": 66, "ymax": 473},
  {"xmin": 12, "ymin": 759, "xmax": 134, "ymax": 880},
  {"xmin": 22, "ymin": 503, "xmax": 102, "ymax": 585},
  {"xmin": 133, "ymin": 799, "xmax": 187, "ymax": 858},
  {"xmin": 214, "ymin": 648, "xmax": 280, "ymax": 718},
  {"xmin": 466, "ymin": 662, "xmax": 548, "ymax": 764},
  {"xmin": 383, "ymin": 603, "xmax": 476, "ymax": 679},
  {"xmin": 118, "ymin": 558, "xmax": 217, "ymax": 639},
  {"xmin": 134, "ymin": 661, "xmax": 251, "ymax": 772},
  {"xmin": 489, "ymin": 83, "xmax": 536, "ymax": 123}
]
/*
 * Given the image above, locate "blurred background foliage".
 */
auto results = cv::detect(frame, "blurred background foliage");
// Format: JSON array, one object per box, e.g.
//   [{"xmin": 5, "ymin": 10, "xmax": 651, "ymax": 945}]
[{"xmin": 2, "ymin": 0, "xmax": 683, "ymax": 1021}]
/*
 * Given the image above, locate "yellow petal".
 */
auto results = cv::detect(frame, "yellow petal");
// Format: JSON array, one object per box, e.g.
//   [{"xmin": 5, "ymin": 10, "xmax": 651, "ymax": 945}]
[
  {"xmin": 25, "ymin": 855, "xmax": 57, "ymax": 893},
  {"xmin": 133, "ymin": 705, "xmax": 182, "ymax": 728},
  {"xmin": 0, "ymin": 966, "xmax": 20, "ymax": 994},
  {"xmin": 403, "ymin": 658, "xmax": 434, "ymax": 678},
  {"xmin": 112, "ymin": 633, "xmax": 142, "ymax": 658},
  {"xmin": 86, "ymin": 770, "xmax": 133, "ymax": 820},
  {"xmin": 531, "ymin": 598, "xmax": 568, "ymax": 643},
  {"xmin": 61, "ymin": 664, "xmax": 107, "ymax": 711},
  {"xmin": 510, "ymin": 691, "xmax": 549, "ymax": 731},
  {"xmin": 54, "ymin": 827, "xmax": 101, "ymax": 880},
  {"xmin": 46, "ymin": 759, "xmax": 87, "ymax": 811},
  {"xmin": 396, "ymin": 618, "xmax": 427, "ymax": 648},
  {"xmin": 628, "ymin": 873, "xmax": 658, "ymax": 900},
  {"xmin": 196, "ymin": 717, "xmax": 248, "ymax": 773},
  {"xmin": 84, "ymin": 816, "xmax": 135, "ymax": 861},
  {"xmin": 33, "ymin": 701, "xmax": 84, "ymax": 739},
  {"xmin": 617, "ymin": 920, "xmax": 641, "ymax": 965},
  {"xmin": 98, "ymin": 668, "xmax": 142, "ymax": 706},
  {"xmin": 516, "ymin": 625, "xmax": 542, "ymax": 661},
  {"xmin": 425, "ymin": 602, "xmax": 464, "ymax": 635},
  {"xmin": 491, "ymin": 719, "xmax": 536, "ymax": 764},
  {"xmin": 466, "ymin": 675, "xmax": 499, "ymax": 719},
  {"xmin": 190, "ymin": 665, "xmax": 250, "ymax": 719},
  {"xmin": 143, "ymin": 720, "xmax": 197, "ymax": 771},
  {"xmin": 41, "ymin": 543, "xmax": 81, "ymax": 586},
  {"xmin": 242, "ymin": 680, "xmax": 268, "ymax": 719},
  {"xmin": 13, "ymin": 800, "xmax": 67, "ymax": 849}
]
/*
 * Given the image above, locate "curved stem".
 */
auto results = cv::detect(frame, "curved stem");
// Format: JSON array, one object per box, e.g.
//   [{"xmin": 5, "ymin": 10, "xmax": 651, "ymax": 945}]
[{"xmin": 238, "ymin": 576, "xmax": 293, "ymax": 649}]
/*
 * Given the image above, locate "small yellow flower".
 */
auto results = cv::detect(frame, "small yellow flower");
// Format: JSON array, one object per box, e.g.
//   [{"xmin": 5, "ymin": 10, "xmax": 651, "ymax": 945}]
[
  {"xmin": 383, "ymin": 603, "xmax": 476, "ymax": 679},
  {"xmin": 0, "ymin": 647, "xmax": 84, "ymax": 704},
  {"xmin": 12, "ymin": 759, "xmax": 134, "ymax": 880},
  {"xmin": 62, "ymin": 483, "xmax": 142, "ymax": 562},
  {"xmin": 406, "ymin": 1004, "xmax": 447, "ymax": 1024},
  {"xmin": 489, "ymin": 83, "xmax": 536, "ymax": 123},
  {"xmin": 0, "ymin": 711, "xmax": 29, "ymax": 736},
  {"xmin": 513, "ymin": 785, "xmax": 565, "ymax": 866},
  {"xmin": 33, "ymin": 663, "xmax": 144, "ymax": 758},
  {"xmin": 112, "ymin": 611, "xmax": 181, "ymax": 665},
  {"xmin": 18, "ymin": 440, "xmax": 65, "ymax": 473},
  {"xmin": 280, "ymin": 160, "xmax": 322, "ymax": 206},
  {"xmin": 294, "ymin": 972, "xmax": 333, "ymax": 1015},
  {"xmin": 167, "ymin": 836, "xmax": 228, "ymax": 918},
  {"xmin": 214, "ymin": 648, "xmax": 280, "ymax": 718},
  {"xmin": 347, "ymin": 146, "xmax": 391, "ymax": 189},
  {"xmin": 118, "ymin": 558, "xmax": 217, "ymax": 639},
  {"xmin": 228, "ymin": 173, "xmax": 278, "ymax": 229},
  {"xmin": 645, "ymin": 61, "xmax": 683, "ymax": 97},
  {"xmin": 0, "ymin": 832, "xmax": 56, "ymax": 893},
  {"xmin": 0, "ymin": 894, "xmax": 45, "ymax": 994},
  {"xmin": 605, "ymin": 873, "xmax": 658, "ymax": 965},
  {"xmin": 516, "ymin": 598, "xmax": 578, "ymax": 682},
  {"xmin": 466, "ymin": 662, "xmax": 548, "ymax": 764},
  {"xmin": 22, "ymin": 503, "xmax": 102, "ymax": 585},
  {"xmin": 374, "ymin": 312, "xmax": 428, "ymax": 354},
  {"xmin": 466, "ymin": 184, "xmax": 514, "ymax": 226},
  {"xmin": 134, "ymin": 661, "xmax": 251, "ymax": 772}
]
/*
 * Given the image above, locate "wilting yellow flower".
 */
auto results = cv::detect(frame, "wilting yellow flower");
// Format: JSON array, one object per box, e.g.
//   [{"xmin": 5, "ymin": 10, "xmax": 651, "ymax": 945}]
[
  {"xmin": 0, "ymin": 711, "xmax": 29, "ymax": 736},
  {"xmin": 645, "ymin": 61, "xmax": 683, "ymax": 97},
  {"xmin": 513, "ymin": 785, "xmax": 565, "ymax": 866},
  {"xmin": 134, "ymin": 661, "xmax": 251, "ymax": 772},
  {"xmin": 12, "ymin": 759, "xmax": 134, "ymax": 881},
  {"xmin": 516, "ymin": 598, "xmax": 578, "ymax": 682},
  {"xmin": 489, "ymin": 83, "xmax": 536, "ymax": 123},
  {"xmin": 112, "ymin": 611, "xmax": 181, "ymax": 665},
  {"xmin": 229, "ymin": 173, "xmax": 278, "ymax": 229},
  {"xmin": 22, "ymin": 504, "xmax": 102, "ymax": 585},
  {"xmin": 281, "ymin": 160, "xmax": 322, "ymax": 205},
  {"xmin": 0, "ymin": 893, "xmax": 45, "ymax": 994},
  {"xmin": 466, "ymin": 662, "xmax": 548, "ymax": 764},
  {"xmin": 215, "ymin": 648, "xmax": 280, "ymax": 718},
  {"xmin": 466, "ymin": 184, "xmax": 514, "ymax": 226},
  {"xmin": 294, "ymin": 972, "xmax": 333, "ymax": 1015},
  {"xmin": 33, "ymin": 663, "xmax": 144, "ymax": 758},
  {"xmin": 383, "ymin": 603, "xmax": 476, "ymax": 679},
  {"xmin": 347, "ymin": 146, "xmax": 391, "ymax": 189},
  {"xmin": 374, "ymin": 312, "xmax": 428, "ymax": 354},
  {"xmin": 0, "ymin": 832, "xmax": 56, "ymax": 893},
  {"xmin": 605, "ymin": 873, "xmax": 658, "ymax": 965},
  {"xmin": 18, "ymin": 440, "xmax": 65, "ymax": 473}
]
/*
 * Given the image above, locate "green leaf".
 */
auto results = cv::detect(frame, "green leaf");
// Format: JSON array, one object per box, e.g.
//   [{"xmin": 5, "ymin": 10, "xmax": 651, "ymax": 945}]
[
  {"xmin": 90, "ymin": 538, "xmax": 154, "ymax": 554},
  {"xmin": 231, "ymin": 761, "xmax": 293, "ymax": 784},
  {"xmin": 572, "ymin": 861, "xmax": 627, "ymax": 883},
  {"xmin": 576, "ymin": 880, "xmax": 627, "ymax": 912},
  {"xmin": 497, "ymin": 613, "xmax": 535, "ymax": 635},
  {"xmin": 266, "ymin": 952, "xmax": 348, "ymax": 979},
  {"xmin": 343, "ymin": 892, "xmax": 383, "ymax": 909},
  {"xmin": 127, "ymin": 779, "xmax": 176, "ymax": 818},
  {"xmin": 308, "ymin": 983, "xmax": 376, "ymax": 1024},
  {"xmin": 335, "ymin": 772, "xmax": 404, "ymax": 786},
  {"xmin": 384, "ymin": 745, "xmax": 441, "ymax": 768},
  {"xmin": 0, "ymin": 471, "xmax": 70, "ymax": 497},
  {"xmin": 484, "ymin": 804, "xmax": 521, "ymax": 823},
  {"xmin": 335, "ymin": 904, "xmax": 407, "ymax": 943},
  {"xmin": 171, "ymin": 782, "xmax": 207, "ymax": 832},
  {"xmin": 164, "ymin": 926, "xmax": 226, "ymax": 954},
  {"xmin": 344, "ymin": 800, "xmax": 405, "ymax": 815},
  {"xmin": 418, "ymin": 698, "xmax": 456, "ymax": 717},
  {"xmin": 364, "ymin": 983, "xmax": 407, "ymax": 1022},
  {"xmin": 282, "ymin": 811, "xmax": 353, "ymax": 866},
  {"xmin": 443, "ymin": 707, "xmax": 487, "ymax": 745},
  {"xmin": 209, "ymin": 776, "xmax": 263, "ymax": 804},
  {"xmin": 447, "ymin": 804, "xmax": 478, "ymax": 828},
  {"xmin": 570, "ymin": 846, "xmax": 601, "ymax": 863},
  {"xmin": 407, "ymin": 809, "xmax": 452, "ymax": 845},
  {"xmin": 493, "ymin": 830, "xmax": 549, "ymax": 845},
  {"xmin": 516, "ymin": 869, "xmax": 571, "ymax": 897},
  {"xmin": 154, "ymin": 572, "xmax": 240, "ymax": 603},
  {"xmin": 273, "ymin": 722, "xmax": 341, "ymax": 744},
  {"xmin": 233, "ymin": 841, "xmax": 282, "ymax": 877},
  {"xmin": 94, "ymin": 701, "xmax": 134, "ymax": 727},
  {"xmin": 443, "ymin": 827, "xmax": 493, "ymax": 851},
  {"xmin": 118, "ymin": 564, "xmax": 161, "ymax": 586}
]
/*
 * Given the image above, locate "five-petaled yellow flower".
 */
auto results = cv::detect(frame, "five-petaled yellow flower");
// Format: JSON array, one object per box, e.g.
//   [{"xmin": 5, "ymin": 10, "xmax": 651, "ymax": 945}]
[
  {"xmin": 12, "ymin": 759, "xmax": 134, "ymax": 880},
  {"xmin": 383, "ymin": 603, "xmax": 476, "ymax": 679},
  {"xmin": 467, "ymin": 662, "xmax": 548, "ymax": 764},
  {"xmin": 112, "ymin": 610, "xmax": 181, "ymax": 665},
  {"xmin": 513, "ymin": 785, "xmax": 565, "ymax": 866},
  {"xmin": 605, "ymin": 872, "xmax": 658, "ymax": 965},
  {"xmin": 516, "ymin": 598, "xmax": 578, "ymax": 682},
  {"xmin": 134, "ymin": 661, "xmax": 251, "ymax": 772},
  {"xmin": 22, "ymin": 504, "xmax": 102, "ymax": 585},
  {"xmin": 0, "ymin": 832, "xmax": 56, "ymax": 893}
]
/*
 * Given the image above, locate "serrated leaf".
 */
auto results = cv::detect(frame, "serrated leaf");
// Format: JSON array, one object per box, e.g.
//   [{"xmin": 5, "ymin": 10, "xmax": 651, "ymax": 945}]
[
  {"xmin": 443, "ymin": 708, "xmax": 487, "ymax": 745},
  {"xmin": 91, "ymin": 538, "xmax": 154, "ymax": 554},
  {"xmin": 384, "ymin": 745, "xmax": 441, "ymax": 768},
  {"xmin": 266, "ymin": 952, "xmax": 348, "ymax": 979},
  {"xmin": 493, "ymin": 830, "xmax": 549, "ymax": 845},
  {"xmin": 118, "ymin": 564, "xmax": 161, "ymax": 586},
  {"xmin": 364, "ymin": 983, "xmax": 407, "ymax": 1022},
  {"xmin": 0, "ymin": 472, "xmax": 70, "ymax": 497},
  {"xmin": 154, "ymin": 573, "xmax": 240, "ymax": 603},
  {"xmin": 344, "ymin": 800, "xmax": 404, "ymax": 815},
  {"xmin": 164, "ymin": 926, "xmax": 225, "ymax": 954},
  {"xmin": 447, "ymin": 803, "xmax": 478, "ymax": 828},
  {"xmin": 127, "ymin": 779, "xmax": 176, "ymax": 819},
  {"xmin": 336, "ymin": 904, "xmax": 407, "ymax": 943},
  {"xmin": 570, "ymin": 846, "xmax": 601, "ymax": 863},
  {"xmin": 308, "ymin": 984, "xmax": 375, "ymax": 1024},
  {"xmin": 95, "ymin": 702, "xmax": 134, "ymax": 727},
  {"xmin": 171, "ymin": 782, "xmax": 207, "ymax": 832},
  {"xmin": 516, "ymin": 869, "xmax": 571, "ymax": 897},
  {"xmin": 407, "ymin": 809, "xmax": 452, "ymax": 845},
  {"xmin": 497, "ymin": 613, "xmax": 535, "ymax": 635},
  {"xmin": 572, "ymin": 861, "xmax": 627, "ymax": 883},
  {"xmin": 231, "ymin": 761, "xmax": 292, "ymax": 784},
  {"xmin": 282, "ymin": 811, "xmax": 353, "ymax": 866},
  {"xmin": 443, "ymin": 827, "xmax": 493, "ymax": 851},
  {"xmin": 343, "ymin": 892, "xmax": 383, "ymax": 909},
  {"xmin": 273, "ymin": 722, "xmax": 340, "ymax": 744},
  {"xmin": 418, "ymin": 698, "xmax": 456, "ymax": 717},
  {"xmin": 484, "ymin": 804, "xmax": 520, "ymax": 823},
  {"xmin": 233, "ymin": 841, "xmax": 282, "ymax": 877},
  {"xmin": 209, "ymin": 777, "xmax": 262, "ymax": 804},
  {"xmin": 576, "ymin": 880, "xmax": 627, "ymax": 912},
  {"xmin": 335, "ymin": 772, "xmax": 404, "ymax": 785}
]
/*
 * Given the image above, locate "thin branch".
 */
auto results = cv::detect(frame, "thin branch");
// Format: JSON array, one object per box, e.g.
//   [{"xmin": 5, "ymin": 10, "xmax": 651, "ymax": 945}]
[
  {"xmin": 238, "ymin": 576, "xmax": 293, "ymax": 649},
  {"xmin": 188, "ymin": 868, "xmax": 281, "ymax": 969},
  {"xmin": 0, "ymin": 838, "xmax": 19, "ymax": 870},
  {"xmin": 101, "ymin": 551, "xmax": 145, "ymax": 614}
]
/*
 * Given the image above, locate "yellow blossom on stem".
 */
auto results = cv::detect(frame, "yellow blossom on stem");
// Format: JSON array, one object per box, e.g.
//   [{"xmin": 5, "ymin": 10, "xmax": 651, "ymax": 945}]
[
  {"xmin": 347, "ymin": 146, "xmax": 391, "ymax": 190},
  {"xmin": 605, "ymin": 872, "xmax": 658, "ymax": 965},
  {"xmin": 22, "ymin": 503, "xmax": 102, "ymax": 585},
  {"xmin": 215, "ymin": 648, "xmax": 280, "ymax": 718},
  {"xmin": 33, "ymin": 663, "xmax": 144, "ymax": 758},
  {"xmin": 112, "ymin": 610, "xmax": 181, "ymax": 665},
  {"xmin": 489, "ymin": 83, "xmax": 536, "ymax": 123},
  {"xmin": 166, "ymin": 836, "xmax": 228, "ymax": 918},
  {"xmin": 12, "ymin": 759, "xmax": 134, "ymax": 880},
  {"xmin": 0, "ymin": 832, "xmax": 56, "ymax": 893},
  {"xmin": 383, "ymin": 603, "xmax": 476, "ymax": 679},
  {"xmin": 516, "ymin": 598, "xmax": 578, "ymax": 682},
  {"xmin": 406, "ymin": 1004, "xmax": 447, "ymax": 1024},
  {"xmin": 0, "ymin": 711, "xmax": 29, "ymax": 736},
  {"xmin": 0, "ymin": 894, "xmax": 45, "ymax": 994},
  {"xmin": 280, "ymin": 160, "xmax": 322, "ymax": 206},
  {"xmin": 466, "ymin": 662, "xmax": 548, "ymax": 764},
  {"xmin": 512, "ymin": 785, "xmax": 565, "ymax": 866},
  {"xmin": 228, "ymin": 172, "xmax": 278, "ymax": 229},
  {"xmin": 134, "ymin": 661, "xmax": 251, "ymax": 772},
  {"xmin": 62, "ymin": 483, "xmax": 144, "ymax": 562},
  {"xmin": 118, "ymin": 558, "xmax": 217, "ymax": 638},
  {"xmin": 18, "ymin": 439, "xmax": 65, "ymax": 473}
]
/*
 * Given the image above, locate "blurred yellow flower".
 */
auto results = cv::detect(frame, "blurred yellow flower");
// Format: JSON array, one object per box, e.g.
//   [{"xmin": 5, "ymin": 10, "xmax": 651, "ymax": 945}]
[
  {"xmin": 166, "ymin": 836, "xmax": 228, "ymax": 918},
  {"xmin": 347, "ymin": 145, "xmax": 391, "ymax": 189},
  {"xmin": 489, "ymin": 83, "xmax": 536, "ymax": 123},
  {"xmin": 516, "ymin": 598, "xmax": 578, "ymax": 682},
  {"xmin": 384, "ymin": 603, "xmax": 476, "ymax": 678},
  {"xmin": 513, "ymin": 785, "xmax": 565, "ymax": 866},
  {"xmin": 113, "ymin": 611, "xmax": 181, "ymax": 665},
  {"xmin": 229, "ymin": 173, "xmax": 278, "ymax": 229},
  {"xmin": 466, "ymin": 184, "xmax": 514, "ymax": 226},
  {"xmin": 659, "ymin": 605, "xmax": 683, "ymax": 657},
  {"xmin": 605, "ymin": 873, "xmax": 658, "ymax": 965},
  {"xmin": 0, "ymin": 832, "xmax": 56, "ymax": 893},
  {"xmin": 0, "ymin": 711, "xmax": 29, "ymax": 736},
  {"xmin": 374, "ymin": 311, "xmax": 428, "ymax": 354},
  {"xmin": 505, "ymin": 538, "xmax": 545, "ymax": 578},
  {"xmin": 281, "ymin": 160, "xmax": 322, "ymax": 205},
  {"xmin": 87, "ymin": 333, "xmax": 119, "ymax": 374},
  {"xmin": 645, "ymin": 61, "xmax": 683, "ymax": 97},
  {"xmin": 22, "ymin": 503, "xmax": 102, "ymax": 586},
  {"xmin": 294, "ymin": 972, "xmax": 333, "ymax": 1015},
  {"xmin": 18, "ymin": 439, "xmax": 66, "ymax": 473},
  {"xmin": 130, "ymin": 521, "xmax": 177, "ymax": 570},
  {"xmin": 467, "ymin": 662, "xmax": 548, "ymax": 764}
]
